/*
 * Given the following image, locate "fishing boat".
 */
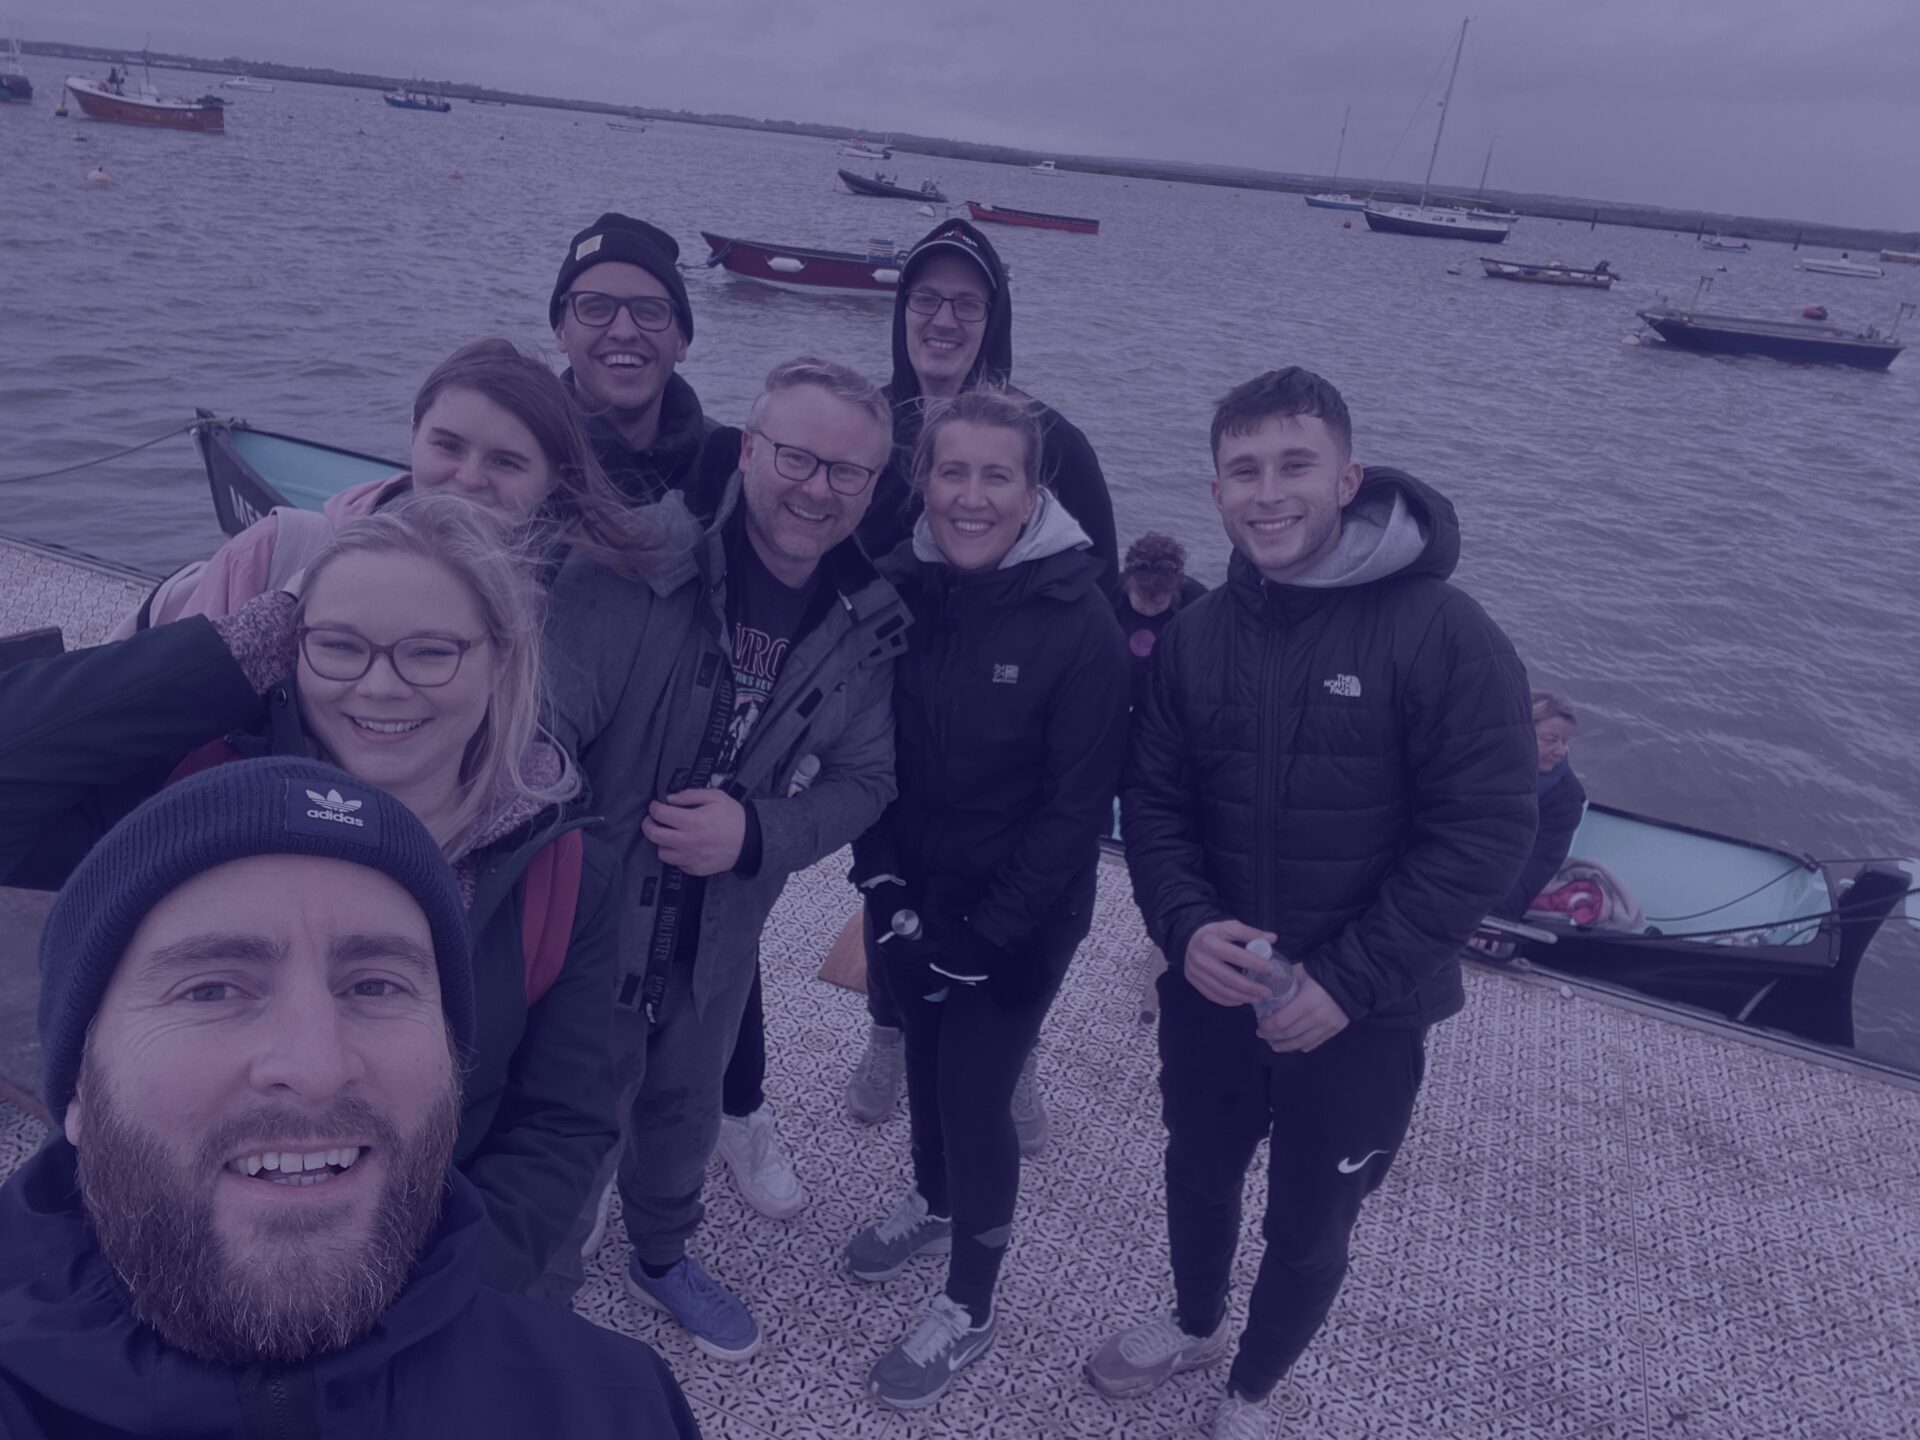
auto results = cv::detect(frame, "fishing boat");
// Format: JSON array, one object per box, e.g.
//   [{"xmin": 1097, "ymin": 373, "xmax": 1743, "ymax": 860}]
[
  {"xmin": 1, "ymin": 35, "xmax": 30, "ymax": 103},
  {"xmin": 965, "ymin": 201, "xmax": 1099, "ymax": 235},
  {"xmin": 1304, "ymin": 106, "xmax": 1366, "ymax": 210},
  {"xmin": 63, "ymin": 73, "xmax": 224, "ymax": 132},
  {"xmin": 838, "ymin": 169, "xmax": 947, "ymax": 202},
  {"xmin": 1030, "ymin": 160, "xmax": 1059, "ymax": 175},
  {"xmin": 700, "ymin": 231, "xmax": 905, "ymax": 298},
  {"xmin": 1363, "ymin": 20, "xmax": 1510, "ymax": 245},
  {"xmin": 1881, "ymin": 249, "xmax": 1920, "ymax": 266},
  {"xmin": 1480, "ymin": 257, "xmax": 1616, "ymax": 288},
  {"xmin": 1697, "ymin": 236, "xmax": 1750, "ymax": 253},
  {"xmin": 1636, "ymin": 279, "xmax": 1911, "ymax": 370},
  {"xmin": 221, "ymin": 75, "xmax": 274, "ymax": 92},
  {"xmin": 191, "ymin": 412, "xmax": 400, "ymax": 538},
  {"xmin": 840, "ymin": 137, "xmax": 892, "ymax": 160},
  {"xmin": 1795, "ymin": 256, "xmax": 1884, "ymax": 279},
  {"xmin": 1499, "ymin": 803, "xmax": 1915, "ymax": 1049},
  {"xmin": 383, "ymin": 88, "xmax": 451, "ymax": 112}
]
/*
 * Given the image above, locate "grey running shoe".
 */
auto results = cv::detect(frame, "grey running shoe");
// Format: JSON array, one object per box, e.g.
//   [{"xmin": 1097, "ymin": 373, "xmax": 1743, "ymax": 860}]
[
  {"xmin": 868, "ymin": 1294, "xmax": 996, "ymax": 1410},
  {"xmin": 1208, "ymin": 1391, "xmax": 1276, "ymax": 1439},
  {"xmin": 845, "ymin": 1189, "xmax": 952, "ymax": 1282},
  {"xmin": 1084, "ymin": 1312, "xmax": 1233, "ymax": 1399},
  {"xmin": 1011, "ymin": 1049, "xmax": 1048, "ymax": 1156},
  {"xmin": 846, "ymin": 1023, "xmax": 905, "ymax": 1125}
]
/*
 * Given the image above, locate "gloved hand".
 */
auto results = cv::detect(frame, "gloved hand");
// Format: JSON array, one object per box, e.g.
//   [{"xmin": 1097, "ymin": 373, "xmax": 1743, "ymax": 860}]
[
  {"xmin": 859, "ymin": 873, "xmax": 923, "ymax": 944},
  {"xmin": 937, "ymin": 927, "xmax": 1056, "ymax": 1004}
]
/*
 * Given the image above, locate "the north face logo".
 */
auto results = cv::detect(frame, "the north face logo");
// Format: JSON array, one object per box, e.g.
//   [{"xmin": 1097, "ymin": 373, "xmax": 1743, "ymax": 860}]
[
  {"xmin": 1323, "ymin": 674, "xmax": 1362, "ymax": 698},
  {"xmin": 992, "ymin": 664, "xmax": 1020, "ymax": 685}
]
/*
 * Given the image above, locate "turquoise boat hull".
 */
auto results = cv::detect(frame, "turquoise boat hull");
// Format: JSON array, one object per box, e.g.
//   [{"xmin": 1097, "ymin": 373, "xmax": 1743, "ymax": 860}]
[{"xmin": 192, "ymin": 412, "xmax": 400, "ymax": 536}]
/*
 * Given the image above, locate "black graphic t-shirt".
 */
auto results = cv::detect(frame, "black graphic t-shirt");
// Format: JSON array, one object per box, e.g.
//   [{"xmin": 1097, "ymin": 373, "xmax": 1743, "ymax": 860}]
[
  {"xmin": 713, "ymin": 512, "xmax": 830, "ymax": 788},
  {"xmin": 1114, "ymin": 576, "xmax": 1208, "ymax": 710}
]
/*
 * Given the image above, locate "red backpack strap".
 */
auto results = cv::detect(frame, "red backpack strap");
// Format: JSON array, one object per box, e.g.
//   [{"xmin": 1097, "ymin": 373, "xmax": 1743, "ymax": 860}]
[
  {"xmin": 165, "ymin": 737, "xmax": 244, "ymax": 786},
  {"xmin": 520, "ymin": 829, "xmax": 585, "ymax": 1005}
]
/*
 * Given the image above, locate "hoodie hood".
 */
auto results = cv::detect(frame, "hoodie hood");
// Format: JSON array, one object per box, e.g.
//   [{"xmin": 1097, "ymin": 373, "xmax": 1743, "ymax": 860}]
[
  {"xmin": 888, "ymin": 219, "xmax": 1014, "ymax": 412},
  {"xmin": 1277, "ymin": 466, "xmax": 1461, "ymax": 589},
  {"xmin": 0, "ymin": 1138, "xmax": 488, "ymax": 1434},
  {"xmin": 321, "ymin": 472, "xmax": 413, "ymax": 527},
  {"xmin": 910, "ymin": 487, "xmax": 1090, "ymax": 571}
]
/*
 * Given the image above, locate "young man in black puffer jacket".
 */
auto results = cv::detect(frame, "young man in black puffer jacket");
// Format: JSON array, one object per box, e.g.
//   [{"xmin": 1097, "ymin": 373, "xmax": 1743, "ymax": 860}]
[{"xmin": 1086, "ymin": 367, "xmax": 1537, "ymax": 1440}]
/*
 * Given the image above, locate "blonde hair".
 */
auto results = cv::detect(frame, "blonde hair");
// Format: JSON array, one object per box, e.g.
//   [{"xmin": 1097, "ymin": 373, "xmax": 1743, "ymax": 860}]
[
  {"xmin": 909, "ymin": 383, "xmax": 1045, "ymax": 494},
  {"xmin": 1532, "ymin": 691, "xmax": 1578, "ymax": 727},
  {"xmin": 295, "ymin": 491, "xmax": 579, "ymax": 857}
]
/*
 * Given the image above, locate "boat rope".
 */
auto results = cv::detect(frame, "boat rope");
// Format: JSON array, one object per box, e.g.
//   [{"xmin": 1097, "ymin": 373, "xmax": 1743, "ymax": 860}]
[
  {"xmin": 1634, "ymin": 886, "xmax": 1918, "ymax": 944},
  {"xmin": 704, "ymin": 242, "xmax": 733, "ymax": 269},
  {"xmin": 1646, "ymin": 856, "xmax": 1918, "ymax": 925},
  {"xmin": 0, "ymin": 418, "xmax": 209, "ymax": 487}
]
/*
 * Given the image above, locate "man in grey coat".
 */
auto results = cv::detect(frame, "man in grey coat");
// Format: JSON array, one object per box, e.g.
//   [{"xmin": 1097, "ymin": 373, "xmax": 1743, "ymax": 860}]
[{"xmin": 545, "ymin": 357, "xmax": 907, "ymax": 1360}]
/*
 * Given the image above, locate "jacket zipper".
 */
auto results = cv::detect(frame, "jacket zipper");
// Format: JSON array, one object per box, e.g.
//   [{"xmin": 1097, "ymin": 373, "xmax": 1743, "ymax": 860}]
[
  {"xmin": 267, "ymin": 1372, "xmax": 293, "ymax": 1440},
  {"xmin": 1254, "ymin": 581, "xmax": 1279, "ymax": 930}
]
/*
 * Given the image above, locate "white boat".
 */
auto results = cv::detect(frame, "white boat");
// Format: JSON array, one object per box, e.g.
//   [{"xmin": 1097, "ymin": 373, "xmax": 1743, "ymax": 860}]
[
  {"xmin": 222, "ymin": 75, "xmax": 274, "ymax": 92},
  {"xmin": 1881, "ymin": 249, "xmax": 1920, "ymax": 266},
  {"xmin": 1362, "ymin": 19, "xmax": 1511, "ymax": 245},
  {"xmin": 1304, "ymin": 108, "xmax": 1367, "ymax": 210},
  {"xmin": 1031, "ymin": 159, "xmax": 1060, "ymax": 175},
  {"xmin": 1464, "ymin": 138, "xmax": 1518, "ymax": 224},
  {"xmin": 840, "ymin": 137, "xmax": 891, "ymax": 160},
  {"xmin": 1796, "ymin": 256, "xmax": 1884, "ymax": 279}
]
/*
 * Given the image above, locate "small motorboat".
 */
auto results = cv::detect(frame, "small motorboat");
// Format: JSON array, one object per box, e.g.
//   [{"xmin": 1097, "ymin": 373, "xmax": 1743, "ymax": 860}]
[
  {"xmin": 383, "ymin": 88, "xmax": 452, "ymax": 112},
  {"xmin": 1697, "ymin": 236, "xmax": 1750, "ymax": 253},
  {"xmin": 1636, "ymin": 278, "xmax": 1910, "ymax": 370},
  {"xmin": 1030, "ymin": 160, "xmax": 1060, "ymax": 175},
  {"xmin": 840, "ymin": 137, "xmax": 892, "ymax": 160},
  {"xmin": 1795, "ymin": 256, "xmax": 1884, "ymax": 279},
  {"xmin": 191, "ymin": 412, "xmax": 400, "ymax": 537},
  {"xmin": 1881, "ymin": 248, "xmax": 1920, "ymax": 266},
  {"xmin": 1499, "ymin": 802, "xmax": 1915, "ymax": 1050},
  {"xmin": 1304, "ymin": 192, "xmax": 1366, "ymax": 211},
  {"xmin": 701, "ymin": 231, "xmax": 905, "ymax": 297},
  {"xmin": 1481, "ymin": 256, "xmax": 1616, "ymax": 288},
  {"xmin": 222, "ymin": 75, "xmax": 274, "ymax": 92},
  {"xmin": 965, "ymin": 201, "xmax": 1099, "ymax": 235},
  {"xmin": 838, "ymin": 169, "xmax": 947, "ymax": 202},
  {"xmin": 64, "ymin": 73, "xmax": 224, "ymax": 132}
]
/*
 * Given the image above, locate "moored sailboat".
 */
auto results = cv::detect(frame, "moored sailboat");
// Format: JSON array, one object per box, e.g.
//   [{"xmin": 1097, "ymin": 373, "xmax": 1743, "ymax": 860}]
[
  {"xmin": 1363, "ymin": 20, "xmax": 1511, "ymax": 244},
  {"xmin": 1304, "ymin": 106, "xmax": 1366, "ymax": 210}
]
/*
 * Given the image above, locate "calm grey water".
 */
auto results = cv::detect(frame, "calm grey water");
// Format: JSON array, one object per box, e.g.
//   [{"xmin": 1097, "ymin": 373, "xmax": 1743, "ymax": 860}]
[{"xmin": 5, "ymin": 62, "xmax": 1919, "ymax": 1064}]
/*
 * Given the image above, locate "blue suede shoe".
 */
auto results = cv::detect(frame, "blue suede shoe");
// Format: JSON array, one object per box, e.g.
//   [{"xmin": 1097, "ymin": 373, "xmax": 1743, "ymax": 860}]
[{"xmin": 625, "ymin": 1254, "xmax": 762, "ymax": 1361}]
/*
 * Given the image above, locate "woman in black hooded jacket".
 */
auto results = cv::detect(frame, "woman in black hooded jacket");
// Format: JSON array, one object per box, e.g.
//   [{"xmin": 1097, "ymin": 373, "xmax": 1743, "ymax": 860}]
[{"xmin": 843, "ymin": 387, "xmax": 1129, "ymax": 1410}]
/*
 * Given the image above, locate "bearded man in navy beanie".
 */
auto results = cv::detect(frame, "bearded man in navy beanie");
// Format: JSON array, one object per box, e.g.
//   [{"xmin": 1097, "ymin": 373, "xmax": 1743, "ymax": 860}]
[
  {"xmin": 551, "ymin": 211, "xmax": 736, "ymax": 514},
  {"xmin": 0, "ymin": 757, "xmax": 702, "ymax": 1439}
]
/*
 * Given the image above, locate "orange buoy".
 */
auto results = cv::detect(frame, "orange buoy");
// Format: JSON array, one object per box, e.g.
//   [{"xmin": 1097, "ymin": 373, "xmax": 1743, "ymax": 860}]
[{"xmin": 1803, "ymin": 305, "xmax": 1827, "ymax": 320}]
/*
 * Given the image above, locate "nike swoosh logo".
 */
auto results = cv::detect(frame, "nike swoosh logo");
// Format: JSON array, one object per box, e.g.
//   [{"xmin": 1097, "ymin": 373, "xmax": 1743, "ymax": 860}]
[{"xmin": 1337, "ymin": 1150, "xmax": 1389, "ymax": 1174}]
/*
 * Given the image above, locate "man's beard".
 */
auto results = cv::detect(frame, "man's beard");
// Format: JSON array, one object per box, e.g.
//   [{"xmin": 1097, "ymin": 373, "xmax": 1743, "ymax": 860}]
[{"xmin": 73, "ymin": 1065, "xmax": 460, "ymax": 1365}]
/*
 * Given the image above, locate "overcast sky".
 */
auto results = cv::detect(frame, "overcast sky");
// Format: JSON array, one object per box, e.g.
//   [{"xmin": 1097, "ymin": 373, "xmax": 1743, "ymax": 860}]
[{"xmin": 29, "ymin": 0, "xmax": 1920, "ymax": 231}]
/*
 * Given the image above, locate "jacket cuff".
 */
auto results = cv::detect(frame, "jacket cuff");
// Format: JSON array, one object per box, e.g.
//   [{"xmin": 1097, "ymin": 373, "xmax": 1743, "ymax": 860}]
[
  {"xmin": 1299, "ymin": 949, "xmax": 1369, "ymax": 1024},
  {"xmin": 732, "ymin": 801, "xmax": 765, "ymax": 877},
  {"xmin": 212, "ymin": 591, "xmax": 299, "ymax": 695}
]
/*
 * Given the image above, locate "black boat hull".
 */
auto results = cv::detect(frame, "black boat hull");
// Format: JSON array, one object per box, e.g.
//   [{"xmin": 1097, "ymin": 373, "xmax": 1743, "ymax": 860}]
[
  {"xmin": 1364, "ymin": 207, "xmax": 1509, "ymax": 243},
  {"xmin": 1640, "ymin": 315, "xmax": 1900, "ymax": 370},
  {"xmin": 838, "ymin": 169, "xmax": 947, "ymax": 202}
]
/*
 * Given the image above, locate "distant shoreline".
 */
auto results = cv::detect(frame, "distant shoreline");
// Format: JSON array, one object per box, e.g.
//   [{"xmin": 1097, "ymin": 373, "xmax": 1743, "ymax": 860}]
[{"xmin": 23, "ymin": 39, "xmax": 1918, "ymax": 252}]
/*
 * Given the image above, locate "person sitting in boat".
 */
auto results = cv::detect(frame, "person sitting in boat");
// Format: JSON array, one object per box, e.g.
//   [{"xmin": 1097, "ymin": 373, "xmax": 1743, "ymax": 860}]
[
  {"xmin": 124, "ymin": 339, "xmax": 650, "ymax": 631},
  {"xmin": 0, "ymin": 494, "xmax": 638, "ymax": 1300},
  {"xmin": 1493, "ymin": 690, "xmax": 1587, "ymax": 919},
  {"xmin": 845, "ymin": 216, "xmax": 1120, "ymax": 1139},
  {"xmin": 549, "ymin": 212, "xmax": 739, "ymax": 512}
]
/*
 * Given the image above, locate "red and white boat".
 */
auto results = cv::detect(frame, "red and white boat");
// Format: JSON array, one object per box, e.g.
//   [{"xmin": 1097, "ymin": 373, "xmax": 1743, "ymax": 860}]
[
  {"xmin": 701, "ymin": 231, "xmax": 904, "ymax": 297},
  {"xmin": 64, "ymin": 74, "xmax": 225, "ymax": 132},
  {"xmin": 965, "ymin": 201, "xmax": 1099, "ymax": 236}
]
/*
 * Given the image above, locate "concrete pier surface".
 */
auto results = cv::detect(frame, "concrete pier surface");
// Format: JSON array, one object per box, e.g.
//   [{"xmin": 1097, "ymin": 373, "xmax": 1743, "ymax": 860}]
[{"xmin": 3, "ymin": 536, "xmax": 1917, "ymax": 1438}]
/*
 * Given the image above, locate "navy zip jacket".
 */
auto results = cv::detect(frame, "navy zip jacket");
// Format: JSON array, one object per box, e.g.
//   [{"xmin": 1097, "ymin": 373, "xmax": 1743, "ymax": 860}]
[
  {"xmin": 1122, "ymin": 468, "xmax": 1537, "ymax": 1027},
  {"xmin": 0, "ymin": 1141, "xmax": 701, "ymax": 1439},
  {"xmin": 0, "ymin": 618, "xmax": 619, "ymax": 1293},
  {"xmin": 855, "ymin": 219, "xmax": 1119, "ymax": 596}
]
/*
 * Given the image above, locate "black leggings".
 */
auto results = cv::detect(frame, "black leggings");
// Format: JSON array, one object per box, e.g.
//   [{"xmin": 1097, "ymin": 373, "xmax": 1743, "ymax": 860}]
[
  {"xmin": 1159, "ymin": 976, "xmax": 1428, "ymax": 1400},
  {"xmin": 868, "ymin": 908, "xmax": 1062, "ymax": 1326},
  {"xmin": 720, "ymin": 962, "xmax": 765, "ymax": 1120}
]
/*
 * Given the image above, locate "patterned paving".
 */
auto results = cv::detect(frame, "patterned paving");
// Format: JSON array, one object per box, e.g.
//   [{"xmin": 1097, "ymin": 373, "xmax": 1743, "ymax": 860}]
[{"xmin": 2, "ymin": 541, "xmax": 1918, "ymax": 1437}]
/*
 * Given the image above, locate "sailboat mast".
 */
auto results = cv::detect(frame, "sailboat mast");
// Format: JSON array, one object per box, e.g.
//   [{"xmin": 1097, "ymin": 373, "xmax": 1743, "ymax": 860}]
[
  {"xmin": 1332, "ymin": 105, "xmax": 1350, "ymax": 188},
  {"xmin": 1477, "ymin": 136, "xmax": 1496, "ymax": 197},
  {"xmin": 1420, "ymin": 16, "xmax": 1469, "ymax": 208}
]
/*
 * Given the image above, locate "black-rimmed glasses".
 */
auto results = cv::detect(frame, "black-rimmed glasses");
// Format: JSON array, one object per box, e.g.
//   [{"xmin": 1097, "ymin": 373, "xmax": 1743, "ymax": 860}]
[
  {"xmin": 904, "ymin": 287, "xmax": 988, "ymax": 323},
  {"xmin": 298, "ymin": 627, "xmax": 486, "ymax": 687},
  {"xmin": 562, "ymin": 291, "xmax": 678, "ymax": 333},
  {"xmin": 750, "ymin": 430, "xmax": 879, "ymax": 496}
]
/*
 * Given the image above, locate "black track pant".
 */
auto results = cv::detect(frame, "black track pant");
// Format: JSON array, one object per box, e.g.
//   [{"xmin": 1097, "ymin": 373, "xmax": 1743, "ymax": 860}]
[
  {"xmin": 868, "ymin": 908, "xmax": 1061, "ymax": 1325},
  {"xmin": 721, "ymin": 962, "xmax": 766, "ymax": 1119},
  {"xmin": 1159, "ymin": 975, "xmax": 1428, "ymax": 1400}
]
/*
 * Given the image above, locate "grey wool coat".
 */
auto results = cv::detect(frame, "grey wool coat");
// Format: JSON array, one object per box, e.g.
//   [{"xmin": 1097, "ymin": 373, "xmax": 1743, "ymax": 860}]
[{"xmin": 544, "ymin": 479, "xmax": 908, "ymax": 1019}]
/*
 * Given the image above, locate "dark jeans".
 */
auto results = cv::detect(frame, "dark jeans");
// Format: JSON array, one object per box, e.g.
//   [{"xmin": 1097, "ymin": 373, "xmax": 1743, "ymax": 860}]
[
  {"xmin": 1159, "ymin": 976, "xmax": 1428, "ymax": 1400},
  {"xmin": 721, "ymin": 963, "xmax": 766, "ymax": 1119},
  {"xmin": 869, "ymin": 907, "xmax": 1064, "ymax": 1326},
  {"xmin": 865, "ymin": 912, "xmax": 903, "ymax": 1030}
]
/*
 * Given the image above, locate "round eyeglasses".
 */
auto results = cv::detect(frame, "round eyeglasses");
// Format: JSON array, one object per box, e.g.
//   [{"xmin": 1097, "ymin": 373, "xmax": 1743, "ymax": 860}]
[
  {"xmin": 904, "ymin": 287, "xmax": 988, "ymax": 323},
  {"xmin": 563, "ymin": 290, "xmax": 678, "ymax": 333},
  {"xmin": 750, "ymin": 430, "xmax": 879, "ymax": 496},
  {"xmin": 298, "ymin": 627, "xmax": 486, "ymax": 687}
]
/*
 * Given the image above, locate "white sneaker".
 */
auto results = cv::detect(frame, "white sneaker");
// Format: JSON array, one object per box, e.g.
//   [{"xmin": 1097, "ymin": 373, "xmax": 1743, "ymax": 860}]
[
  {"xmin": 1208, "ymin": 1391, "xmax": 1275, "ymax": 1440},
  {"xmin": 717, "ymin": 1105, "xmax": 807, "ymax": 1220}
]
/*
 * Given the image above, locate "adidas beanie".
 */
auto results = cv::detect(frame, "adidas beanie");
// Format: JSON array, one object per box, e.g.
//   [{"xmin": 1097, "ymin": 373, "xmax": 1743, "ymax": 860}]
[{"xmin": 38, "ymin": 757, "xmax": 475, "ymax": 1119}]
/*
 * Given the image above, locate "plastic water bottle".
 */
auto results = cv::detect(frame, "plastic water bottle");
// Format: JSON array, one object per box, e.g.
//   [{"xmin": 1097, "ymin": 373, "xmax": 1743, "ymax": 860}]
[{"xmin": 1247, "ymin": 939, "xmax": 1300, "ymax": 1017}]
